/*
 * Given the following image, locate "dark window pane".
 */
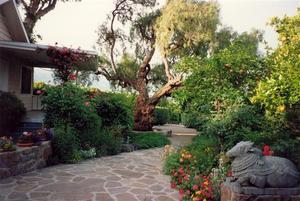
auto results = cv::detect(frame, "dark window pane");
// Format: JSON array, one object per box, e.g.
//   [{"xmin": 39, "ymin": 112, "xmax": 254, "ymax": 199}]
[{"xmin": 21, "ymin": 67, "xmax": 31, "ymax": 94}]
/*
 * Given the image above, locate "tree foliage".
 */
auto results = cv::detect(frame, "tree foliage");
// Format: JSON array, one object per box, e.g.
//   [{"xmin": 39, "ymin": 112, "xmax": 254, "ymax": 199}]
[
  {"xmin": 175, "ymin": 29, "xmax": 267, "ymax": 116},
  {"xmin": 155, "ymin": 0, "xmax": 219, "ymax": 57},
  {"xmin": 252, "ymin": 9, "xmax": 300, "ymax": 114}
]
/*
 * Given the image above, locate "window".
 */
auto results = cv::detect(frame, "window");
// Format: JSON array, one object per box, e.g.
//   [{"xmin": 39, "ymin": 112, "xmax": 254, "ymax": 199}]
[
  {"xmin": 21, "ymin": 67, "xmax": 32, "ymax": 94},
  {"xmin": 0, "ymin": 60, "xmax": 8, "ymax": 91}
]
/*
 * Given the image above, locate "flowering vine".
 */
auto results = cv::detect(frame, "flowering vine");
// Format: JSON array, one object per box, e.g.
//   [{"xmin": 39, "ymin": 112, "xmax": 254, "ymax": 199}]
[{"xmin": 46, "ymin": 45, "xmax": 90, "ymax": 84}]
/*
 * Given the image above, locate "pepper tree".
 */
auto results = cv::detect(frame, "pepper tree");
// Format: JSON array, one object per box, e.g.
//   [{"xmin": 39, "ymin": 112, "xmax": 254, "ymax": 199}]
[{"xmin": 96, "ymin": 0, "xmax": 219, "ymax": 131}]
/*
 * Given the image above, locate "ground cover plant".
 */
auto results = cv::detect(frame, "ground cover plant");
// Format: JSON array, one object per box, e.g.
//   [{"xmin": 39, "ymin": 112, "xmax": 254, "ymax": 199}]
[{"xmin": 129, "ymin": 131, "xmax": 170, "ymax": 149}]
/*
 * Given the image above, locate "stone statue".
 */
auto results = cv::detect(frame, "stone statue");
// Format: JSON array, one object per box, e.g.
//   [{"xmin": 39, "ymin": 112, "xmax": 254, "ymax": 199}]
[{"xmin": 226, "ymin": 141, "xmax": 300, "ymax": 188}]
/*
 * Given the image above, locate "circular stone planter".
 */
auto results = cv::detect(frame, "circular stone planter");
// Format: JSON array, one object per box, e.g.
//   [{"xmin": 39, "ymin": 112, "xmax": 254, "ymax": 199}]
[{"xmin": 17, "ymin": 142, "xmax": 34, "ymax": 147}]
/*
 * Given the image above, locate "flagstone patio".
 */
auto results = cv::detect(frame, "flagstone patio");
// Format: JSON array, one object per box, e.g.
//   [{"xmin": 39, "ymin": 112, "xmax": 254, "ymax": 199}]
[
  {"xmin": 0, "ymin": 148, "xmax": 177, "ymax": 201},
  {"xmin": 0, "ymin": 125, "xmax": 197, "ymax": 201}
]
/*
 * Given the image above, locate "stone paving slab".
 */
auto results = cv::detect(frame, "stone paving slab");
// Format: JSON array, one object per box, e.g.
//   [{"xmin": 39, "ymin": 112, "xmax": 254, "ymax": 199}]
[{"xmin": 0, "ymin": 148, "xmax": 178, "ymax": 201}]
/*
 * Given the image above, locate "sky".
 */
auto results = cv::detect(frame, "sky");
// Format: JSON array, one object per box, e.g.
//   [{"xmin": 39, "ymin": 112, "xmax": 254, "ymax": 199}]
[{"xmin": 31, "ymin": 0, "xmax": 300, "ymax": 90}]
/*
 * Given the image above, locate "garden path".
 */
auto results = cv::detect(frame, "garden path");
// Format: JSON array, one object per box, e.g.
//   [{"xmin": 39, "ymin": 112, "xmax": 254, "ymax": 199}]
[{"xmin": 0, "ymin": 125, "xmax": 197, "ymax": 201}]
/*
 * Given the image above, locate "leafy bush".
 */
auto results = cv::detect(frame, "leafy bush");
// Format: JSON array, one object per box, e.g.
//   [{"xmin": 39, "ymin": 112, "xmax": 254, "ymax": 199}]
[
  {"xmin": 202, "ymin": 104, "xmax": 265, "ymax": 150},
  {"xmin": 164, "ymin": 152, "xmax": 181, "ymax": 175},
  {"xmin": 130, "ymin": 132, "xmax": 170, "ymax": 149},
  {"xmin": 0, "ymin": 91, "xmax": 26, "ymax": 136},
  {"xmin": 181, "ymin": 112, "xmax": 208, "ymax": 130},
  {"xmin": 95, "ymin": 130, "xmax": 122, "ymax": 156},
  {"xmin": 94, "ymin": 92, "xmax": 133, "ymax": 133},
  {"xmin": 157, "ymin": 97, "xmax": 182, "ymax": 124},
  {"xmin": 42, "ymin": 83, "xmax": 102, "ymax": 149},
  {"xmin": 153, "ymin": 107, "xmax": 169, "ymax": 125},
  {"xmin": 52, "ymin": 123, "xmax": 82, "ymax": 163},
  {"xmin": 168, "ymin": 110, "xmax": 181, "ymax": 124}
]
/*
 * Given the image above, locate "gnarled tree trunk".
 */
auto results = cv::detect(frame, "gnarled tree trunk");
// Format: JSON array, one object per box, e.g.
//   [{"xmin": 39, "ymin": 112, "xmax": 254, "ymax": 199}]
[{"xmin": 133, "ymin": 95, "xmax": 155, "ymax": 131}]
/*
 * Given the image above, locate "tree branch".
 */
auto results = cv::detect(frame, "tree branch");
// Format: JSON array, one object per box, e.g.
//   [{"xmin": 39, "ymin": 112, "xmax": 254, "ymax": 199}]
[
  {"xmin": 149, "ymin": 73, "xmax": 183, "ymax": 105},
  {"xmin": 36, "ymin": 0, "xmax": 57, "ymax": 19},
  {"xmin": 162, "ymin": 53, "xmax": 174, "ymax": 81},
  {"xmin": 109, "ymin": 0, "xmax": 127, "ymax": 74}
]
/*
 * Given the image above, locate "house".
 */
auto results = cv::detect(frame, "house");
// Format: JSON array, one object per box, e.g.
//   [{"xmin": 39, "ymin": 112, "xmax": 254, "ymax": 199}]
[{"xmin": 0, "ymin": 0, "xmax": 97, "ymax": 116}]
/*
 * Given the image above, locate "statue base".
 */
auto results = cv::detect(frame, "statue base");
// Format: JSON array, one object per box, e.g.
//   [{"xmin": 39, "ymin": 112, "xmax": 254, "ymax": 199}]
[{"xmin": 221, "ymin": 178, "xmax": 300, "ymax": 201}]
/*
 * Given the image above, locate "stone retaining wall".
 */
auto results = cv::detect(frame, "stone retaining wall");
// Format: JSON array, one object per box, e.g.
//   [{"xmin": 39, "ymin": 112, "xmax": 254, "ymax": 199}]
[{"xmin": 0, "ymin": 141, "xmax": 52, "ymax": 179}]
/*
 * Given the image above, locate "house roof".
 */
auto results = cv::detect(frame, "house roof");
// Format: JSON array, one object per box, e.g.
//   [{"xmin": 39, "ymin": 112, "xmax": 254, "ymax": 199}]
[
  {"xmin": 0, "ymin": 40, "xmax": 98, "ymax": 70},
  {"xmin": 0, "ymin": 0, "xmax": 98, "ymax": 71},
  {"xmin": 0, "ymin": 0, "xmax": 29, "ymax": 42}
]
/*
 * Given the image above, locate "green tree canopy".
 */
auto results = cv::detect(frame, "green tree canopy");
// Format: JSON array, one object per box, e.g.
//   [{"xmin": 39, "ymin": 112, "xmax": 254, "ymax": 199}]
[
  {"xmin": 175, "ymin": 29, "xmax": 267, "ymax": 115},
  {"xmin": 252, "ymin": 9, "xmax": 300, "ymax": 114}
]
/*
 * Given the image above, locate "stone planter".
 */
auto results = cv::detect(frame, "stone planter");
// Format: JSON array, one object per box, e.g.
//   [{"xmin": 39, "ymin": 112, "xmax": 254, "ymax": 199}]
[
  {"xmin": 0, "ymin": 141, "xmax": 52, "ymax": 179},
  {"xmin": 17, "ymin": 142, "xmax": 34, "ymax": 147}
]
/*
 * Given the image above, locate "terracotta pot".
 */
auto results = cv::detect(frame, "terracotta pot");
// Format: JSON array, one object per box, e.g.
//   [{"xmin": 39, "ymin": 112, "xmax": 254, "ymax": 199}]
[{"xmin": 17, "ymin": 142, "xmax": 34, "ymax": 147}]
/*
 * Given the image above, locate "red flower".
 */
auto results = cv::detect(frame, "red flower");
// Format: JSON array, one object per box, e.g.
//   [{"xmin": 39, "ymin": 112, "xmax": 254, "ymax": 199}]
[
  {"xmin": 177, "ymin": 178, "xmax": 182, "ymax": 184},
  {"xmin": 178, "ymin": 167, "xmax": 185, "ymax": 175},
  {"xmin": 183, "ymin": 175, "xmax": 189, "ymax": 181},
  {"xmin": 192, "ymin": 184, "xmax": 199, "ymax": 190},
  {"xmin": 263, "ymin": 145, "xmax": 273, "ymax": 156},
  {"xmin": 170, "ymin": 183, "xmax": 177, "ymax": 189},
  {"xmin": 179, "ymin": 189, "xmax": 185, "ymax": 194},
  {"xmin": 68, "ymin": 74, "xmax": 77, "ymax": 80},
  {"xmin": 84, "ymin": 101, "xmax": 90, "ymax": 106},
  {"xmin": 185, "ymin": 190, "xmax": 190, "ymax": 195}
]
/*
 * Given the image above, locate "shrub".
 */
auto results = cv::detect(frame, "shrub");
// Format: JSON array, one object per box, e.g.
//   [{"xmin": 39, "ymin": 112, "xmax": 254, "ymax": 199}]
[
  {"xmin": 168, "ymin": 110, "xmax": 181, "ymax": 124},
  {"xmin": 0, "ymin": 91, "xmax": 26, "ymax": 136},
  {"xmin": 153, "ymin": 107, "xmax": 169, "ymax": 125},
  {"xmin": 52, "ymin": 123, "xmax": 82, "ymax": 163},
  {"xmin": 181, "ymin": 112, "xmax": 208, "ymax": 130},
  {"xmin": 200, "ymin": 103, "xmax": 300, "ymax": 169},
  {"xmin": 130, "ymin": 132, "xmax": 170, "ymax": 149},
  {"xmin": 94, "ymin": 92, "xmax": 133, "ymax": 133},
  {"xmin": 42, "ymin": 83, "xmax": 102, "ymax": 149},
  {"xmin": 95, "ymin": 130, "xmax": 122, "ymax": 156}
]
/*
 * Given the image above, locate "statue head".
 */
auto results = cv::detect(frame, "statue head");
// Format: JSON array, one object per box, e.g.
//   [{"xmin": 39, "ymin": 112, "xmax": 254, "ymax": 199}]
[{"xmin": 226, "ymin": 141, "xmax": 254, "ymax": 158}]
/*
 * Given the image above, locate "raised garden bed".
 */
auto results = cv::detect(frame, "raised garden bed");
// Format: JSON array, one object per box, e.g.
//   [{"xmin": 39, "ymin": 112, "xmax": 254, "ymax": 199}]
[{"xmin": 0, "ymin": 141, "xmax": 52, "ymax": 179}]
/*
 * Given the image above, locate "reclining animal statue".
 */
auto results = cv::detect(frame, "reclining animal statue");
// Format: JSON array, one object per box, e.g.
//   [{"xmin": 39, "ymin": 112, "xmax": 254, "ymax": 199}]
[{"xmin": 226, "ymin": 141, "xmax": 300, "ymax": 188}]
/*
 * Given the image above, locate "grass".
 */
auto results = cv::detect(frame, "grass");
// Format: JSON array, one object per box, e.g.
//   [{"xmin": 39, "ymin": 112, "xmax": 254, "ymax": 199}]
[{"xmin": 130, "ymin": 131, "xmax": 170, "ymax": 149}]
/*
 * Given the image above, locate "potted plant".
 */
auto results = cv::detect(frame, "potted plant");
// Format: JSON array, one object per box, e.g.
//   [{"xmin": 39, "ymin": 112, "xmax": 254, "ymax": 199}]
[
  {"xmin": 34, "ymin": 128, "xmax": 49, "ymax": 142},
  {"xmin": 0, "ymin": 136, "xmax": 16, "ymax": 152},
  {"xmin": 33, "ymin": 82, "xmax": 46, "ymax": 95},
  {"xmin": 17, "ymin": 131, "xmax": 34, "ymax": 147}
]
